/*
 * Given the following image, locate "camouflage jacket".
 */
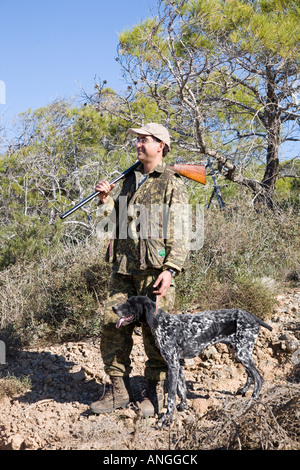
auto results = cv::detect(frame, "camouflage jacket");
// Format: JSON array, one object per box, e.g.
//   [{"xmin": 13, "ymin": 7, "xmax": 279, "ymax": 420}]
[{"xmin": 99, "ymin": 160, "xmax": 189, "ymax": 275}]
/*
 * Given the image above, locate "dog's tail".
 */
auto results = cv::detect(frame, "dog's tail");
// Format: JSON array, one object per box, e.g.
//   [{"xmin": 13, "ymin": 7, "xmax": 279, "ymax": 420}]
[
  {"xmin": 245, "ymin": 310, "xmax": 273, "ymax": 331},
  {"xmin": 258, "ymin": 318, "xmax": 273, "ymax": 331}
]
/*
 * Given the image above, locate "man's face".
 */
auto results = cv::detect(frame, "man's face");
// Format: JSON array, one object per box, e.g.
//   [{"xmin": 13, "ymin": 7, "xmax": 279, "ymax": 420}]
[{"xmin": 136, "ymin": 134, "xmax": 163, "ymax": 163}]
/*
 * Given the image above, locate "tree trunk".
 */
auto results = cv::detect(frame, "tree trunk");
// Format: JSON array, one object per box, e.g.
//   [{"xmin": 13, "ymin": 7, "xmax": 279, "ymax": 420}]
[{"xmin": 257, "ymin": 66, "xmax": 281, "ymax": 209}]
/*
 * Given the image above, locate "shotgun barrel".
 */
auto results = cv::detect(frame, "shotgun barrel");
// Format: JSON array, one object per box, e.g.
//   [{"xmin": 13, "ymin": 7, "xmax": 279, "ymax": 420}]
[
  {"xmin": 59, "ymin": 161, "xmax": 140, "ymax": 219},
  {"xmin": 59, "ymin": 161, "xmax": 206, "ymax": 219}
]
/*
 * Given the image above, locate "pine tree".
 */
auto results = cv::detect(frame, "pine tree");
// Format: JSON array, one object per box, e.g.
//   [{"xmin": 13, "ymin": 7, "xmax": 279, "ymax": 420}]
[{"xmin": 117, "ymin": 0, "xmax": 300, "ymax": 208}]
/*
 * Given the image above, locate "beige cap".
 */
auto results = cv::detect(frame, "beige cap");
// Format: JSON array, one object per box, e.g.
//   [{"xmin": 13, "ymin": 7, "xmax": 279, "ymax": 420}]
[{"xmin": 128, "ymin": 122, "xmax": 171, "ymax": 149}]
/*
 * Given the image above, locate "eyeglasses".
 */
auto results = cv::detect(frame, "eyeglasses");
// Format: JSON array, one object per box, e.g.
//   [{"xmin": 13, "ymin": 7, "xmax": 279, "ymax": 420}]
[{"xmin": 136, "ymin": 137, "xmax": 158, "ymax": 144}]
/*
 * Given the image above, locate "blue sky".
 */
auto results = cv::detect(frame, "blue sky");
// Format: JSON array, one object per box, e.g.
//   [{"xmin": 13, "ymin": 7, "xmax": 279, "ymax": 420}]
[{"xmin": 0, "ymin": 0, "xmax": 155, "ymax": 135}]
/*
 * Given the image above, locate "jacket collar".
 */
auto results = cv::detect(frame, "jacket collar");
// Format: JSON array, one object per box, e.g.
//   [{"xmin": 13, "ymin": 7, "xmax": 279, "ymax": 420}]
[
  {"xmin": 150, "ymin": 160, "xmax": 166, "ymax": 174},
  {"xmin": 135, "ymin": 160, "xmax": 166, "ymax": 175}
]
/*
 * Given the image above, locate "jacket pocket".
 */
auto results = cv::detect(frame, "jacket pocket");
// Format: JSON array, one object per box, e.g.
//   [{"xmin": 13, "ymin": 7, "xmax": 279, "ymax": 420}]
[{"xmin": 142, "ymin": 239, "xmax": 166, "ymax": 269}]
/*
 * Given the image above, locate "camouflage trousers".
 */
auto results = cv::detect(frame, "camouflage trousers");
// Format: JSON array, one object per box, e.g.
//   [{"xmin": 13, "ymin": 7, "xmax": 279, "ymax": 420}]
[{"xmin": 100, "ymin": 271, "xmax": 175, "ymax": 381}]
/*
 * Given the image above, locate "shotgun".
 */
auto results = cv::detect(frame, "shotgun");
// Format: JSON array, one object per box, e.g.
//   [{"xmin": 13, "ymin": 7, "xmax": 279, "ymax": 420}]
[{"xmin": 59, "ymin": 161, "xmax": 206, "ymax": 219}]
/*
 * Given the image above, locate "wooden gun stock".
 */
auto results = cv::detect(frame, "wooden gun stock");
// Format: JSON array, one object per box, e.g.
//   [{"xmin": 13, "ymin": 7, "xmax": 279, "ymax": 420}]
[
  {"xmin": 59, "ymin": 162, "xmax": 206, "ymax": 219},
  {"xmin": 168, "ymin": 164, "xmax": 206, "ymax": 185}
]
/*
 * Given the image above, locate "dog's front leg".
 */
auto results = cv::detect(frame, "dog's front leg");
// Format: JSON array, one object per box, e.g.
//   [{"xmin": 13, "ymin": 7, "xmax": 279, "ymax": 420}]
[
  {"xmin": 159, "ymin": 362, "xmax": 179, "ymax": 427},
  {"xmin": 176, "ymin": 359, "xmax": 187, "ymax": 412}
]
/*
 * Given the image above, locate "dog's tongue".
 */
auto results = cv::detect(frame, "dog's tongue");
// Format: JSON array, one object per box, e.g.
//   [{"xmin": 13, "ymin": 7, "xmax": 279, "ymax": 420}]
[{"xmin": 116, "ymin": 318, "xmax": 125, "ymax": 329}]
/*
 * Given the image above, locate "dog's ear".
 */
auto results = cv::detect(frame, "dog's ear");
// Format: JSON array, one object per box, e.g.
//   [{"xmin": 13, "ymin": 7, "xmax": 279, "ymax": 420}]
[
  {"xmin": 127, "ymin": 296, "xmax": 143, "ymax": 319},
  {"xmin": 143, "ymin": 297, "xmax": 158, "ymax": 330}
]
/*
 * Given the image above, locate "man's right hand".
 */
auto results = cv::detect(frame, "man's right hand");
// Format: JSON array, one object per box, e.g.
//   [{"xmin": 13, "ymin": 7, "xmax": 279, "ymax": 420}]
[{"xmin": 95, "ymin": 180, "xmax": 115, "ymax": 204}]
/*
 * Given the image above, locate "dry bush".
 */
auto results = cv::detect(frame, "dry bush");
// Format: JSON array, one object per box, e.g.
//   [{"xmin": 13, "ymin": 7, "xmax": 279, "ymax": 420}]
[
  {"xmin": 176, "ymin": 205, "xmax": 299, "ymax": 317},
  {"xmin": 0, "ymin": 240, "xmax": 110, "ymax": 347},
  {"xmin": 0, "ymin": 373, "xmax": 32, "ymax": 400},
  {"xmin": 174, "ymin": 385, "xmax": 300, "ymax": 450}
]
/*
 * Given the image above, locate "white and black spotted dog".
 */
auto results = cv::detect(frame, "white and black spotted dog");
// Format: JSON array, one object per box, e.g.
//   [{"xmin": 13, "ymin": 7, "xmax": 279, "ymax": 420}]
[{"xmin": 113, "ymin": 295, "xmax": 272, "ymax": 425}]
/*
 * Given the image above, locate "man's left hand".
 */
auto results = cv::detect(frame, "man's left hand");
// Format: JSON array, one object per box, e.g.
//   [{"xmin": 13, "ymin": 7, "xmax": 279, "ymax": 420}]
[{"xmin": 153, "ymin": 271, "xmax": 172, "ymax": 297}]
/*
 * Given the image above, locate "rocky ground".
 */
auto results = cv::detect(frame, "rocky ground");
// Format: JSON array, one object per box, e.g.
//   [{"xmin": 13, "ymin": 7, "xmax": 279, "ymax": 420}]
[{"xmin": 0, "ymin": 288, "xmax": 299, "ymax": 451}]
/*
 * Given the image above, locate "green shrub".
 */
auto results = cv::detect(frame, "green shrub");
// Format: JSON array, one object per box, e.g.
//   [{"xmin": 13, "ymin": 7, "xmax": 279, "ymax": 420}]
[{"xmin": 0, "ymin": 215, "xmax": 62, "ymax": 270}]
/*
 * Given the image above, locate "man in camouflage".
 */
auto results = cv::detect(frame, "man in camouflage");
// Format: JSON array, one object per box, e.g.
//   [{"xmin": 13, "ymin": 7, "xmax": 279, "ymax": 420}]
[{"xmin": 90, "ymin": 123, "xmax": 189, "ymax": 417}]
